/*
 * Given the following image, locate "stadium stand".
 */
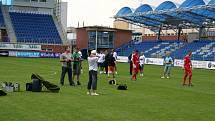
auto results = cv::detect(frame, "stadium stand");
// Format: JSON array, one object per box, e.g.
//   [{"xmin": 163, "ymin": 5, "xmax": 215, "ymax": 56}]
[
  {"xmin": 116, "ymin": 40, "xmax": 215, "ymax": 61},
  {"xmin": 9, "ymin": 12, "xmax": 62, "ymax": 44},
  {"xmin": 172, "ymin": 40, "xmax": 215, "ymax": 61},
  {"xmin": 116, "ymin": 41, "xmax": 185, "ymax": 57}
]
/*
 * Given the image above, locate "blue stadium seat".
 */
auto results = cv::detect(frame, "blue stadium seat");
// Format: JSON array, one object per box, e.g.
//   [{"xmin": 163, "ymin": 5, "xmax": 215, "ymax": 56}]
[
  {"xmin": 117, "ymin": 40, "xmax": 215, "ymax": 61},
  {"xmin": 10, "ymin": 12, "xmax": 62, "ymax": 44}
]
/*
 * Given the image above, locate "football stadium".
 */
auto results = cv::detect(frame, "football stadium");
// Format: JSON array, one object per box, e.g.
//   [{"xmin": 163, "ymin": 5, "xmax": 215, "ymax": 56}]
[{"xmin": 0, "ymin": 0, "xmax": 215, "ymax": 121}]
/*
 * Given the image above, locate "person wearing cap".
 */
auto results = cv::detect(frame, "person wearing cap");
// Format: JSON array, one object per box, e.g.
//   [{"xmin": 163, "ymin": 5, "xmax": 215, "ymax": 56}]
[{"xmin": 87, "ymin": 50, "xmax": 99, "ymax": 96}]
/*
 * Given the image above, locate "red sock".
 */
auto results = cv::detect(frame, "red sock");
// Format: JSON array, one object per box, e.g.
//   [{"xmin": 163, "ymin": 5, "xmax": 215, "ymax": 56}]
[
  {"xmin": 183, "ymin": 74, "xmax": 188, "ymax": 85},
  {"xmin": 132, "ymin": 74, "xmax": 136, "ymax": 80},
  {"xmin": 188, "ymin": 75, "xmax": 192, "ymax": 85}
]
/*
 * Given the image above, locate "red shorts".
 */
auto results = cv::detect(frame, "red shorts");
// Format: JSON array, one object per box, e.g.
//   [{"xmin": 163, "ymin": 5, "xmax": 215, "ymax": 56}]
[
  {"xmin": 184, "ymin": 67, "xmax": 192, "ymax": 75},
  {"xmin": 108, "ymin": 66, "xmax": 115, "ymax": 73},
  {"xmin": 133, "ymin": 64, "xmax": 139, "ymax": 73}
]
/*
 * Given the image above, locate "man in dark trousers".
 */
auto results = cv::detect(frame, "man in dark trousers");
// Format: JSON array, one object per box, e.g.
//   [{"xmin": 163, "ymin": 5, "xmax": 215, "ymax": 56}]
[
  {"xmin": 59, "ymin": 47, "xmax": 75, "ymax": 86},
  {"xmin": 128, "ymin": 52, "xmax": 133, "ymax": 75}
]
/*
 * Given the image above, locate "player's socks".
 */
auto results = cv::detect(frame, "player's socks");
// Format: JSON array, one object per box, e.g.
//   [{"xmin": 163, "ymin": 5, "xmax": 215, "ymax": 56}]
[
  {"xmin": 183, "ymin": 74, "xmax": 188, "ymax": 85},
  {"xmin": 188, "ymin": 75, "xmax": 192, "ymax": 86}
]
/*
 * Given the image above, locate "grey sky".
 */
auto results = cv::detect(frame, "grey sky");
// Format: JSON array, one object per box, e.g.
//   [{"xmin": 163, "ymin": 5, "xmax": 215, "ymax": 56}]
[{"xmin": 62, "ymin": 0, "xmax": 210, "ymax": 27}]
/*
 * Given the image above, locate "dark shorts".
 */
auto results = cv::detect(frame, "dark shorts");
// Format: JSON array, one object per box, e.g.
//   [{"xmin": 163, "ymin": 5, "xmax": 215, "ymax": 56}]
[
  {"xmin": 139, "ymin": 64, "xmax": 144, "ymax": 71},
  {"xmin": 73, "ymin": 64, "xmax": 81, "ymax": 75},
  {"xmin": 98, "ymin": 62, "xmax": 105, "ymax": 67}
]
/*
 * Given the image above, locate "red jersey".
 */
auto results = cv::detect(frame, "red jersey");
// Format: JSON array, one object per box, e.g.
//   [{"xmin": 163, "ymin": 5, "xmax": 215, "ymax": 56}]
[
  {"xmin": 132, "ymin": 53, "xmax": 139, "ymax": 65},
  {"xmin": 184, "ymin": 55, "xmax": 191, "ymax": 69}
]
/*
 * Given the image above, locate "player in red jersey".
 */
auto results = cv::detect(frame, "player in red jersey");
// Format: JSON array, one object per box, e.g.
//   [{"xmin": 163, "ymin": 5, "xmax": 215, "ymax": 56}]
[
  {"xmin": 131, "ymin": 50, "xmax": 139, "ymax": 81},
  {"xmin": 183, "ymin": 51, "xmax": 193, "ymax": 86}
]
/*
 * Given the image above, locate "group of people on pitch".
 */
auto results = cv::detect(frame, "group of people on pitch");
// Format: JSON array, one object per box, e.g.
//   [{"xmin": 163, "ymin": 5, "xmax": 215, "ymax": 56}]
[
  {"xmin": 128, "ymin": 50, "xmax": 146, "ymax": 81},
  {"xmin": 162, "ymin": 51, "xmax": 193, "ymax": 86},
  {"xmin": 59, "ymin": 47, "xmax": 193, "ymax": 96},
  {"xmin": 128, "ymin": 50, "xmax": 193, "ymax": 86},
  {"xmin": 59, "ymin": 48, "xmax": 118, "ymax": 96},
  {"xmin": 59, "ymin": 47, "xmax": 82, "ymax": 86}
]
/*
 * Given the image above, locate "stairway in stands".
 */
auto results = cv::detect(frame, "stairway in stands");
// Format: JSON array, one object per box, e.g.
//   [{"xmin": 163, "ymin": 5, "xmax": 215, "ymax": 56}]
[
  {"xmin": 1, "ymin": 5, "xmax": 17, "ymax": 43},
  {"xmin": 9, "ymin": 12, "xmax": 62, "ymax": 44}
]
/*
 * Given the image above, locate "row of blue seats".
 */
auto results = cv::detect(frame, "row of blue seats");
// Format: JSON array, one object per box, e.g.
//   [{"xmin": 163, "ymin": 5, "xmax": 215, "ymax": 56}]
[
  {"xmin": 117, "ymin": 40, "xmax": 215, "ymax": 61},
  {"xmin": 10, "ymin": 12, "xmax": 62, "ymax": 44}
]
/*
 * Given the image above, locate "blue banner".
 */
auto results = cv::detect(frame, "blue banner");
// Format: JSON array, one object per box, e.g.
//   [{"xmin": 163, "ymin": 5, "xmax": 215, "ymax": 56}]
[
  {"xmin": 40, "ymin": 52, "xmax": 61, "ymax": 58},
  {"xmin": 16, "ymin": 52, "xmax": 40, "ymax": 58},
  {"xmin": 14, "ymin": 51, "xmax": 62, "ymax": 58}
]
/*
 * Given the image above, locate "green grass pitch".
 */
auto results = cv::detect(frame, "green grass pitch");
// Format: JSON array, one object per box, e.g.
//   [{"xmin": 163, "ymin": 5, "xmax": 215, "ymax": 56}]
[{"xmin": 0, "ymin": 57, "xmax": 215, "ymax": 121}]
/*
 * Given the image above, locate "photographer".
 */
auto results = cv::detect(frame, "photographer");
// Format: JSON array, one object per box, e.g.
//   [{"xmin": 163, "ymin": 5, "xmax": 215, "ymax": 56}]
[{"xmin": 59, "ymin": 47, "xmax": 75, "ymax": 86}]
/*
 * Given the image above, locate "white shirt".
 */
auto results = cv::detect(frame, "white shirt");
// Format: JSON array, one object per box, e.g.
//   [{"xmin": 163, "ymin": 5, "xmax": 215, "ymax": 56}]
[
  {"xmin": 88, "ymin": 56, "xmax": 98, "ymax": 71},
  {"xmin": 60, "ymin": 52, "xmax": 72, "ymax": 67},
  {"xmin": 139, "ymin": 55, "xmax": 145, "ymax": 65},
  {"xmin": 98, "ymin": 53, "xmax": 105, "ymax": 63},
  {"xmin": 113, "ymin": 52, "xmax": 117, "ymax": 60},
  {"xmin": 78, "ymin": 51, "xmax": 82, "ymax": 58}
]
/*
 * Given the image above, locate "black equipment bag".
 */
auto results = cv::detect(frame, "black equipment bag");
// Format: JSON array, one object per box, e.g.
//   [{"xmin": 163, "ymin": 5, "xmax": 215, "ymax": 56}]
[
  {"xmin": 117, "ymin": 84, "xmax": 128, "ymax": 90},
  {"xmin": 32, "ymin": 79, "xmax": 42, "ymax": 92},
  {"xmin": 31, "ymin": 73, "xmax": 60, "ymax": 92},
  {"xmin": 109, "ymin": 80, "xmax": 116, "ymax": 85},
  {"xmin": 42, "ymin": 81, "xmax": 60, "ymax": 93},
  {"xmin": 26, "ymin": 83, "xmax": 32, "ymax": 91},
  {"xmin": 0, "ymin": 89, "xmax": 7, "ymax": 96}
]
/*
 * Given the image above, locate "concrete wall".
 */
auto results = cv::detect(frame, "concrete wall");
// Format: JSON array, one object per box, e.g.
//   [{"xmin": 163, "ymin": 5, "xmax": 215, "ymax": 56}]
[
  {"xmin": 143, "ymin": 35, "xmax": 187, "ymax": 41},
  {"xmin": 12, "ymin": 0, "xmax": 55, "ymax": 9},
  {"xmin": 76, "ymin": 28, "xmax": 88, "ymax": 49},
  {"xmin": 115, "ymin": 30, "xmax": 132, "ymax": 48},
  {"xmin": 60, "ymin": 2, "xmax": 67, "ymax": 32},
  {"xmin": 41, "ymin": 44, "xmax": 69, "ymax": 53}
]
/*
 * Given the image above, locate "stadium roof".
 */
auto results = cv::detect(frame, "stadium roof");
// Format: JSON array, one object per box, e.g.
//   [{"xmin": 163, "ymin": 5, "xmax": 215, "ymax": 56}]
[{"xmin": 115, "ymin": 0, "xmax": 215, "ymax": 29}]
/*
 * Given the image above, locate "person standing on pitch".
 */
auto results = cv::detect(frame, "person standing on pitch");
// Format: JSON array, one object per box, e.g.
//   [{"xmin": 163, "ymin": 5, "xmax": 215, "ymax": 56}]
[
  {"xmin": 59, "ymin": 47, "xmax": 75, "ymax": 86},
  {"xmin": 107, "ymin": 52, "xmax": 116, "ymax": 79},
  {"xmin": 183, "ymin": 51, "xmax": 193, "ymax": 86},
  {"xmin": 72, "ymin": 47, "xmax": 82, "ymax": 85},
  {"xmin": 112, "ymin": 49, "xmax": 118, "ymax": 74},
  {"xmin": 104, "ymin": 50, "xmax": 109, "ymax": 75},
  {"xmin": 128, "ymin": 51, "xmax": 134, "ymax": 75},
  {"xmin": 98, "ymin": 51, "xmax": 105, "ymax": 74},
  {"xmin": 78, "ymin": 50, "xmax": 83, "ymax": 74},
  {"xmin": 131, "ymin": 50, "xmax": 139, "ymax": 81},
  {"xmin": 87, "ymin": 50, "xmax": 99, "ymax": 96},
  {"xmin": 139, "ymin": 52, "xmax": 145, "ymax": 77},
  {"xmin": 161, "ymin": 51, "xmax": 173, "ymax": 79}
]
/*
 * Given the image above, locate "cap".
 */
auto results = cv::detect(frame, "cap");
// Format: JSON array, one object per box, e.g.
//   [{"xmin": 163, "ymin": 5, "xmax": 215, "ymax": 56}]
[{"xmin": 91, "ymin": 50, "xmax": 97, "ymax": 54}]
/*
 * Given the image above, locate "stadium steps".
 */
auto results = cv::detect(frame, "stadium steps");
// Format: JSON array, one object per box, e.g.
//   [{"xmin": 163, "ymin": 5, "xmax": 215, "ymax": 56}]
[
  {"xmin": 52, "ymin": 15, "xmax": 67, "ymax": 44},
  {"xmin": 1, "ymin": 6, "xmax": 17, "ymax": 43},
  {"xmin": 171, "ymin": 41, "xmax": 215, "ymax": 61},
  {"xmin": 9, "ymin": 12, "xmax": 62, "ymax": 44},
  {"xmin": 149, "ymin": 42, "xmax": 185, "ymax": 58}
]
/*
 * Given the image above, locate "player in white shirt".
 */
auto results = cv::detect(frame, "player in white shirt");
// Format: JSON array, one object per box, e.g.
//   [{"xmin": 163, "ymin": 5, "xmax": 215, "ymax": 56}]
[
  {"xmin": 87, "ymin": 50, "xmax": 99, "ymax": 96},
  {"xmin": 139, "ymin": 52, "xmax": 145, "ymax": 77},
  {"xmin": 98, "ymin": 51, "xmax": 105, "ymax": 74},
  {"xmin": 112, "ymin": 49, "xmax": 118, "ymax": 74},
  {"xmin": 78, "ymin": 50, "xmax": 83, "ymax": 73}
]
